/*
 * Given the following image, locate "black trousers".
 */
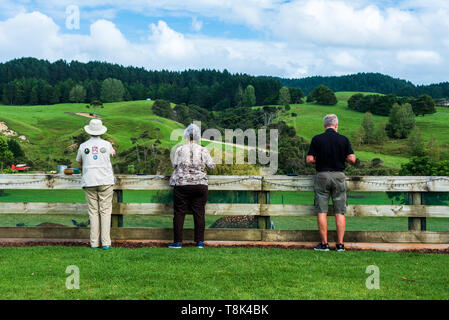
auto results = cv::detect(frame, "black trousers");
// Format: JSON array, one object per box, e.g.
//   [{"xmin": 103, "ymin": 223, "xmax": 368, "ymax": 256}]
[{"xmin": 173, "ymin": 184, "xmax": 209, "ymax": 242}]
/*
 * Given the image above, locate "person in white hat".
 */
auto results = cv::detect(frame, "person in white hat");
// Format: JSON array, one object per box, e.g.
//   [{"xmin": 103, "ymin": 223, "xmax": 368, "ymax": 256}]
[{"xmin": 76, "ymin": 119, "xmax": 116, "ymax": 250}]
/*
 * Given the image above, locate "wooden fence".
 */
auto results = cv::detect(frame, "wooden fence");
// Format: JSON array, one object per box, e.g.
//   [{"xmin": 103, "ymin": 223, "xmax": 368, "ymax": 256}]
[{"xmin": 0, "ymin": 174, "xmax": 449, "ymax": 243}]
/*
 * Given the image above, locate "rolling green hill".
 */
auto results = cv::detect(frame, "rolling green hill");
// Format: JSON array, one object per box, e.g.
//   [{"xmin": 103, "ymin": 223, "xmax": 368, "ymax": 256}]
[
  {"xmin": 0, "ymin": 100, "xmax": 184, "ymax": 168},
  {"xmin": 1, "ymin": 92, "xmax": 448, "ymax": 170},
  {"xmin": 278, "ymin": 92, "xmax": 449, "ymax": 168}
]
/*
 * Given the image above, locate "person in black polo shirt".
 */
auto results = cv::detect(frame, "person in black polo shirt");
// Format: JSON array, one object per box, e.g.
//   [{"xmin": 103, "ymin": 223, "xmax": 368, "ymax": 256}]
[{"xmin": 306, "ymin": 114, "xmax": 356, "ymax": 251}]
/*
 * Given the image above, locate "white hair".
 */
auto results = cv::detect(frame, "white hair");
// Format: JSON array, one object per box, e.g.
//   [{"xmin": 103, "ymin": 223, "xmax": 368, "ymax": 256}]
[
  {"xmin": 184, "ymin": 123, "xmax": 201, "ymax": 141},
  {"xmin": 324, "ymin": 114, "xmax": 338, "ymax": 127}
]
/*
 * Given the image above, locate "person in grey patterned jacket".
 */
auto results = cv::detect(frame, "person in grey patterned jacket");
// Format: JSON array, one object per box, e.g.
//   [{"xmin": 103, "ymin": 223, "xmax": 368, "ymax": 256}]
[{"xmin": 168, "ymin": 124, "xmax": 216, "ymax": 249}]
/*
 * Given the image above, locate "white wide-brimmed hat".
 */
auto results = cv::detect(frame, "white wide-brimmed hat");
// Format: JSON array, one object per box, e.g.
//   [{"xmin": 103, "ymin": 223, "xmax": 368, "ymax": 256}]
[{"xmin": 84, "ymin": 119, "xmax": 107, "ymax": 135}]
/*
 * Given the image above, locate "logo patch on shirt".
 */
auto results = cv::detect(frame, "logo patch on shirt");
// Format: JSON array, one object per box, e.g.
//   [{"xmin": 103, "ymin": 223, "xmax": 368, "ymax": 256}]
[
  {"xmin": 84, "ymin": 148, "xmax": 90, "ymax": 154},
  {"xmin": 93, "ymin": 155, "xmax": 98, "ymax": 160},
  {"xmin": 100, "ymin": 147, "xmax": 106, "ymax": 153},
  {"xmin": 92, "ymin": 146, "xmax": 98, "ymax": 154}
]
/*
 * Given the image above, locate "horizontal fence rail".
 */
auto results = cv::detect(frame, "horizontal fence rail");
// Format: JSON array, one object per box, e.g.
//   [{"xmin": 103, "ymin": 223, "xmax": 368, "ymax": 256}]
[
  {"xmin": 0, "ymin": 174, "xmax": 448, "ymax": 243},
  {"xmin": 1, "ymin": 174, "xmax": 449, "ymax": 191},
  {"xmin": 1, "ymin": 203, "xmax": 448, "ymax": 218}
]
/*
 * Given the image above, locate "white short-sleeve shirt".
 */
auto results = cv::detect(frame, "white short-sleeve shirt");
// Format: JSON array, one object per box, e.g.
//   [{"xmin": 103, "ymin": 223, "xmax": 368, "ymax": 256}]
[{"xmin": 76, "ymin": 137, "xmax": 115, "ymax": 188}]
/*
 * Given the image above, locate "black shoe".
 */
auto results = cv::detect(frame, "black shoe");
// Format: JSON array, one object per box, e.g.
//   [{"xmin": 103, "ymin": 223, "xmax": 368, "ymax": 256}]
[
  {"xmin": 336, "ymin": 243, "xmax": 345, "ymax": 251},
  {"xmin": 313, "ymin": 243, "xmax": 330, "ymax": 251}
]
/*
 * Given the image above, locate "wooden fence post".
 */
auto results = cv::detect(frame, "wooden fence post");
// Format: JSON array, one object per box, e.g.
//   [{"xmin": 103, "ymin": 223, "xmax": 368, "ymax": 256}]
[
  {"xmin": 257, "ymin": 186, "xmax": 271, "ymax": 229},
  {"xmin": 408, "ymin": 192, "xmax": 426, "ymax": 231},
  {"xmin": 112, "ymin": 189, "xmax": 123, "ymax": 228}
]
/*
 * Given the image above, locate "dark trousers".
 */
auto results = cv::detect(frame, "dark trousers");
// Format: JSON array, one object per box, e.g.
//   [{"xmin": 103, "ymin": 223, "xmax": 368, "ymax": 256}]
[{"xmin": 173, "ymin": 184, "xmax": 209, "ymax": 242}]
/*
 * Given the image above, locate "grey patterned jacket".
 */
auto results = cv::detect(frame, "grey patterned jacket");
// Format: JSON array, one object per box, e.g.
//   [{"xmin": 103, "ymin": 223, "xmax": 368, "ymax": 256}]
[{"xmin": 169, "ymin": 142, "xmax": 216, "ymax": 186}]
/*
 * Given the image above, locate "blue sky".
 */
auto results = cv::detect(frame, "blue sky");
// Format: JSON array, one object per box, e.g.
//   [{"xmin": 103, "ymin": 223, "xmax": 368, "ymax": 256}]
[{"xmin": 0, "ymin": 0, "xmax": 448, "ymax": 84}]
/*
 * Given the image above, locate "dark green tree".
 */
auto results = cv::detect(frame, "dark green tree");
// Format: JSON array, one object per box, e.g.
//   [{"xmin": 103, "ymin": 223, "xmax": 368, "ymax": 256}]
[
  {"xmin": 386, "ymin": 103, "xmax": 415, "ymax": 139},
  {"xmin": 400, "ymin": 157, "xmax": 449, "ymax": 176},
  {"xmin": 69, "ymin": 85, "xmax": 86, "ymax": 103},
  {"xmin": 289, "ymin": 87, "xmax": 304, "ymax": 104},
  {"xmin": 374, "ymin": 121, "xmax": 388, "ymax": 146},
  {"xmin": 7, "ymin": 139, "xmax": 25, "ymax": 159},
  {"xmin": 29, "ymin": 86, "xmax": 39, "ymax": 105},
  {"xmin": 278, "ymin": 86, "xmax": 291, "ymax": 105},
  {"xmin": 234, "ymin": 85, "xmax": 243, "ymax": 107},
  {"xmin": 0, "ymin": 137, "xmax": 13, "ymax": 169},
  {"xmin": 242, "ymin": 85, "xmax": 256, "ymax": 107},
  {"xmin": 348, "ymin": 93, "xmax": 364, "ymax": 110},
  {"xmin": 307, "ymin": 85, "xmax": 337, "ymax": 105},
  {"xmin": 101, "ymin": 78, "xmax": 125, "ymax": 102},
  {"xmin": 408, "ymin": 127, "xmax": 426, "ymax": 157},
  {"xmin": 361, "ymin": 112, "xmax": 375, "ymax": 144},
  {"xmin": 412, "ymin": 94, "xmax": 436, "ymax": 116},
  {"xmin": 152, "ymin": 99, "xmax": 175, "ymax": 120}
]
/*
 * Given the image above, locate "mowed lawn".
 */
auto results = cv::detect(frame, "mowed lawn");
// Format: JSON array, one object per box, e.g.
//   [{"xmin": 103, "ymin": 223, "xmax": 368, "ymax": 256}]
[{"xmin": 0, "ymin": 246, "xmax": 448, "ymax": 300}]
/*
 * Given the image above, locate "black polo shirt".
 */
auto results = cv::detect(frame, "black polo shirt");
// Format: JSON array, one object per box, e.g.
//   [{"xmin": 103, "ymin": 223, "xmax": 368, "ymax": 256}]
[{"xmin": 307, "ymin": 128, "xmax": 354, "ymax": 172}]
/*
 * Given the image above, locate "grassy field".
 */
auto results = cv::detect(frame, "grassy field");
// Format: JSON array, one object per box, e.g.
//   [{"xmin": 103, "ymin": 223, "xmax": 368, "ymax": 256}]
[
  {"xmin": 0, "ymin": 246, "xmax": 448, "ymax": 299},
  {"xmin": 2, "ymin": 92, "xmax": 449, "ymax": 171},
  {"xmin": 0, "ymin": 100, "xmax": 185, "ymax": 168},
  {"xmin": 278, "ymin": 92, "xmax": 449, "ymax": 168}
]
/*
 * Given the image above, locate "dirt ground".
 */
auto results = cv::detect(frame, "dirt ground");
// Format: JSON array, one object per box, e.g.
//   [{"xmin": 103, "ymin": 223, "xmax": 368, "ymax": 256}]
[
  {"xmin": 65, "ymin": 112, "xmax": 101, "ymax": 119},
  {"xmin": 0, "ymin": 239, "xmax": 448, "ymax": 254}
]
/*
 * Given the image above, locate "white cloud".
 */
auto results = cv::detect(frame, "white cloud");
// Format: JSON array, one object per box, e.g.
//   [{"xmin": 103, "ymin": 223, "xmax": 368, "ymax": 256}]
[
  {"xmin": 0, "ymin": 12, "xmax": 63, "ymax": 61},
  {"xmin": 329, "ymin": 51, "xmax": 364, "ymax": 69},
  {"xmin": 149, "ymin": 20, "xmax": 196, "ymax": 60},
  {"xmin": 396, "ymin": 50, "xmax": 443, "ymax": 65},
  {"xmin": 2, "ymin": 2, "xmax": 449, "ymax": 84},
  {"xmin": 0, "ymin": 11, "xmax": 302, "ymax": 76},
  {"xmin": 274, "ymin": 1, "xmax": 425, "ymax": 48}
]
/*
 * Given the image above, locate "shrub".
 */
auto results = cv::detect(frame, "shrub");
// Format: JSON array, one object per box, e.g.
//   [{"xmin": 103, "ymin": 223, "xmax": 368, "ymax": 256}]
[
  {"xmin": 307, "ymin": 85, "xmax": 337, "ymax": 105},
  {"xmin": 152, "ymin": 99, "xmax": 175, "ymax": 120},
  {"xmin": 399, "ymin": 156, "xmax": 449, "ymax": 176}
]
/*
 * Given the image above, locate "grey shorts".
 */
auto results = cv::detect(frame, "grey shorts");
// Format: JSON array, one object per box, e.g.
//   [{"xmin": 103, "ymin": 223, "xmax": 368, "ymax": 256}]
[{"xmin": 314, "ymin": 171, "xmax": 347, "ymax": 214}]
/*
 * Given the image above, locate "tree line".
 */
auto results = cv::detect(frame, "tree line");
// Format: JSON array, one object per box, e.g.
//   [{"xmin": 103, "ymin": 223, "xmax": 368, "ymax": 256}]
[
  {"xmin": 0, "ymin": 58, "xmax": 283, "ymax": 110},
  {"xmin": 348, "ymin": 93, "xmax": 436, "ymax": 116},
  {"xmin": 280, "ymin": 72, "xmax": 449, "ymax": 99}
]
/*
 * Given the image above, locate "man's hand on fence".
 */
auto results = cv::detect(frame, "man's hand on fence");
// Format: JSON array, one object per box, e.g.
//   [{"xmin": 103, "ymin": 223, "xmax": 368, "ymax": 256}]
[
  {"xmin": 306, "ymin": 155, "xmax": 316, "ymax": 164},
  {"xmin": 346, "ymin": 154, "xmax": 356, "ymax": 165}
]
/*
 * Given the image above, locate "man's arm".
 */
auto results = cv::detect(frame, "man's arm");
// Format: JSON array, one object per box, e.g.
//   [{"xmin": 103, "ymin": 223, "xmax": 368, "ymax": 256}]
[
  {"xmin": 346, "ymin": 154, "xmax": 356, "ymax": 164},
  {"xmin": 76, "ymin": 148, "xmax": 82, "ymax": 167},
  {"xmin": 345, "ymin": 137, "xmax": 356, "ymax": 164},
  {"xmin": 108, "ymin": 142, "xmax": 116, "ymax": 157},
  {"xmin": 306, "ymin": 155, "xmax": 316, "ymax": 164},
  {"xmin": 306, "ymin": 137, "xmax": 316, "ymax": 164}
]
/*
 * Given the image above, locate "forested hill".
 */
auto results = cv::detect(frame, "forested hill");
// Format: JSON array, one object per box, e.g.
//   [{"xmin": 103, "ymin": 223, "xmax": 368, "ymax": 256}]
[
  {"xmin": 3, "ymin": 58, "xmax": 449, "ymax": 107},
  {"xmin": 0, "ymin": 57, "xmax": 281, "ymax": 109},
  {"xmin": 279, "ymin": 73, "xmax": 449, "ymax": 98}
]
